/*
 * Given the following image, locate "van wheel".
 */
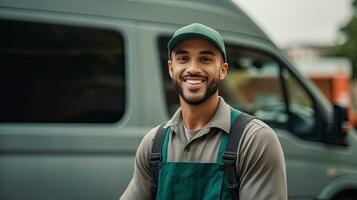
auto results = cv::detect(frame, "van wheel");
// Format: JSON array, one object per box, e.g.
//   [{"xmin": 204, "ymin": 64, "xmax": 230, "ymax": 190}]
[{"xmin": 332, "ymin": 189, "xmax": 357, "ymax": 200}]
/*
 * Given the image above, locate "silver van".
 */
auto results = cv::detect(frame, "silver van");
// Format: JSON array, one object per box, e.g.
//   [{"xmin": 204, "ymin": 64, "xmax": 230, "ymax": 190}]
[{"xmin": 1, "ymin": 0, "xmax": 357, "ymax": 199}]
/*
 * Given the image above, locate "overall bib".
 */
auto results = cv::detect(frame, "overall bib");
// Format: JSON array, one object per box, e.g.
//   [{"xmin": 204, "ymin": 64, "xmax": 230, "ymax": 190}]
[{"xmin": 156, "ymin": 110, "xmax": 241, "ymax": 200}]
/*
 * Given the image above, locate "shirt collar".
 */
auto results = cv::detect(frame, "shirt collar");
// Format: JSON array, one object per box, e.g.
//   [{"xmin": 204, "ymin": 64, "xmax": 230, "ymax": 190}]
[
  {"xmin": 209, "ymin": 97, "xmax": 231, "ymax": 134},
  {"xmin": 164, "ymin": 106, "xmax": 183, "ymax": 130},
  {"xmin": 164, "ymin": 97, "xmax": 232, "ymax": 134}
]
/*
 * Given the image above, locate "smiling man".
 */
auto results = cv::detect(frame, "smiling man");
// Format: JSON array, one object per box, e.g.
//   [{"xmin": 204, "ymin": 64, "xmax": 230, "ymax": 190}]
[
  {"xmin": 170, "ymin": 38, "xmax": 223, "ymax": 107},
  {"xmin": 120, "ymin": 23, "xmax": 287, "ymax": 200}
]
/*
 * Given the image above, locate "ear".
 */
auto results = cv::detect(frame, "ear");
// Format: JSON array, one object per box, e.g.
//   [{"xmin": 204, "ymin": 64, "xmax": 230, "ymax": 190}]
[
  {"xmin": 219, "ymin": 63, "xmax": 228, "ymax": 80},
  {"xmin": 168, "ymin": 60, "xmax": 173, "ymax": 78}
]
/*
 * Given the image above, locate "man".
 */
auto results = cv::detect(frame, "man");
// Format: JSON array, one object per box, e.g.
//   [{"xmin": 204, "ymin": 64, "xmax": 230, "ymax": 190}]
[{"xmin": 120, "ymin": 23, "xmax": 287, "ymax": 200}]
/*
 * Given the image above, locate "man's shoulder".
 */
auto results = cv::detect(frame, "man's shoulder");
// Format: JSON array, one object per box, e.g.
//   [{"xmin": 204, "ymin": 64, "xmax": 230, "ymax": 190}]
[
  {"xmin": 241, "ymin": 117, "xmax": 278, "ymax": 146},
  {"xmin": 140, "ymin": 122, "xmax": 171, "ymax": 149},
  {"xmin": 236, "ymin": 117, "xmax": 283, "ymax": 162},
  {"xmin": 247, "ymin": 118, "xmax": 271, "ymax": 130},
  {"xmin": 143, "ymin": 124, "xmax": 162, "ymax": 144}
]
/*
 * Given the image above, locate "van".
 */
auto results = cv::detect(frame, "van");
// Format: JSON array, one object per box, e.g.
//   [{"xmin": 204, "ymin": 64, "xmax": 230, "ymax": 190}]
[{"xmin": 1, "ymin": 0, "xmax": 357, "ymax": 199}]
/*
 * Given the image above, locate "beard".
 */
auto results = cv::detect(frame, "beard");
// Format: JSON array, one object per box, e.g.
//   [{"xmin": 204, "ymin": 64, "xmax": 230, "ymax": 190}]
[{"xmin": 173, "ymin": 75, "xmax": 220, "ymax": 105}]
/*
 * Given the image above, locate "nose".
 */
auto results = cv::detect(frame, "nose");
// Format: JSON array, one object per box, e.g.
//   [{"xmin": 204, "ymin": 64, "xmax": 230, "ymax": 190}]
[{"xmin": 186, "ymin": 60, "xmax": 201, "ymax": 74}]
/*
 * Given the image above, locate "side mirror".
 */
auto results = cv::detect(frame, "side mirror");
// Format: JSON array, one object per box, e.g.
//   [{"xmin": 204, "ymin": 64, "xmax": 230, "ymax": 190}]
[
  {"xmin": 325, "ymin": 104, "xmax": 350, "ymax": 145},
  {"xmin": 333, "ymin": 104, "xmax": 350, "ymax": 135}
]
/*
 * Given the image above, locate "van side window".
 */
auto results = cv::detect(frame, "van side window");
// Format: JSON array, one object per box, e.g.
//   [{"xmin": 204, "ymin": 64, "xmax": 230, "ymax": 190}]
[
  {"xmin": 223, "ymin": 44, "xmax": 288, "ymax": 129},
  {"xmin": 0, "ymin": 19, "xmax": 125, "ymax": 123},
  {"xmin": 283, "ymin": 70, "xmax": 315, "ymax": 136},
  {"xmin": 159, "ymin": 37, "xmax": 315, "ymax": 136}
]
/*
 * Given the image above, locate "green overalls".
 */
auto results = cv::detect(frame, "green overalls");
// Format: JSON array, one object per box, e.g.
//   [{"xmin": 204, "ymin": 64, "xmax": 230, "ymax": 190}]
[{"xmin": 155, "ymin": 109, "xmax": 241, "ymax": 200}]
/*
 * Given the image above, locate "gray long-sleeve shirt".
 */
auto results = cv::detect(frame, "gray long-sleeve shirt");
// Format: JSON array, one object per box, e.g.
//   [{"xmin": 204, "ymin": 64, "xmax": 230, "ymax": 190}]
[{"xmin": 120, "ymin": 98, "xmax": 287, "ymax": 200}]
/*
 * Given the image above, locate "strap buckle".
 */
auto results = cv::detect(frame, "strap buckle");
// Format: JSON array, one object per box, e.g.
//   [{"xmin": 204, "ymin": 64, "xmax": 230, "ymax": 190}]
[
  {"xmin": 222, "ymin": 151, "xmax": 236, "ymax": 165},
  {"xmin": 150, "ymin": 153, "xmax": 162, "ymax": 164},
  {"xmin": 227, "ymin": 182, "xmax": 239, "ymax": 190}
]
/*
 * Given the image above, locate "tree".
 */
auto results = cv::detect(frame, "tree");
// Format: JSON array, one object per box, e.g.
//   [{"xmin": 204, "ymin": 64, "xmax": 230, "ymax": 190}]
[{"xmin": 329, "ymin": 0, "xmax": 357, "ymax": 79}]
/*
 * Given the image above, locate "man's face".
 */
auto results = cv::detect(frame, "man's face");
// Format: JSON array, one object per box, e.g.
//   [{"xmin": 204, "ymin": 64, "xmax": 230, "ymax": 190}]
[{"xmin": 168, "ymin": 38, "xmax": 228, "ymax": 105}]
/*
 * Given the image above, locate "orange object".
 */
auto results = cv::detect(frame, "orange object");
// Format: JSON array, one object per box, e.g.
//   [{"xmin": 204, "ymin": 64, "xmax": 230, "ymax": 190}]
[
  {"xmin": 311, "ymin": 75, "xmax": 356, "ymax": 127},
  {"xmin": 294, "ymin": 59, "xmax": 356, "ymax": 127}
]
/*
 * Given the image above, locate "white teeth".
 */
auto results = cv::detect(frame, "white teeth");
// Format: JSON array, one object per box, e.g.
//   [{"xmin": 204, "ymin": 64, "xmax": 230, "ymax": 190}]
[{"xmin": 186, "ymin": 79, "xmax": 203, "ymax": 84}]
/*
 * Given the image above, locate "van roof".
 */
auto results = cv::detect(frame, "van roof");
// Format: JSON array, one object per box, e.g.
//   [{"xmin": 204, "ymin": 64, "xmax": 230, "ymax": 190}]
[{"xmin": 1, "ymin": 0, "xmax": 271, "ymax": 42}]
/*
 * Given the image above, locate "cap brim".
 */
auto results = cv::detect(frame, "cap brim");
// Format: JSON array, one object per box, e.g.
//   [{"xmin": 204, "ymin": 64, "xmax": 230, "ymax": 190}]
[{"xmin": 168, "ymin": 32, "xmax": 221, "ymax": 52}]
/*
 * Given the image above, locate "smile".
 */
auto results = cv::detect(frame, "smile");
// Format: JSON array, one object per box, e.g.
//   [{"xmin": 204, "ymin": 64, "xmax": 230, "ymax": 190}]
[
  {"xmin": 182, "ymin": 76, "xmax": 207, "ymax": 90},
  {"xmin": 185, "ymin": 79, "xmax": 204, "ymax": 84}
]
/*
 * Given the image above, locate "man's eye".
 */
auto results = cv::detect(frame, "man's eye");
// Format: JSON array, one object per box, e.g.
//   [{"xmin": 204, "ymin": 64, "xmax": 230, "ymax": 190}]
[
  {"xmin": 201, "ymin": 57, "xmax": 212, "ymax": 63},
  {"xmin": 177, "ymin": 57, "xmax": 188, "ymax": 62}
]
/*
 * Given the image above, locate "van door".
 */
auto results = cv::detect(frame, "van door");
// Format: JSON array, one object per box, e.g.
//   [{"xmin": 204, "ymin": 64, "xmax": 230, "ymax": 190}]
[
  {"xmin": 0, "ymin": 12, "xmax": 144, "ymax": 200},
  {"xmin": 216, "ymin": 43, "xmax": 356, "ymax": 199}
]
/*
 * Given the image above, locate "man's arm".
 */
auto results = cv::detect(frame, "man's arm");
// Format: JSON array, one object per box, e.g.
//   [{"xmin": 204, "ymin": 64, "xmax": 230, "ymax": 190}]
[
  {"xmin": 238, "ymin": 120, "xmax": 287, "ymax": 200},
  {"xmin": 120, "ymin": 127, "xmax": 159, "ymax": 200}
]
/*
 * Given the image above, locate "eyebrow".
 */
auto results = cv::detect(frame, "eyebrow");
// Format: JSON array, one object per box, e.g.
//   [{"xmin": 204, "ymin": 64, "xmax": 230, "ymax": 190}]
[
  {"xmin": 174, "ymin": 50, "xmax": 189, "ymax": 55},
  {"xmin": 199, "ymin": 50, "xmax": 215, "ymax": 55}
]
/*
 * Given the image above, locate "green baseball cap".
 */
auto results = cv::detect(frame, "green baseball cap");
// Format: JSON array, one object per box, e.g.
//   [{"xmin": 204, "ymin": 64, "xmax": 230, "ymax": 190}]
[{"xmin": 168, "ymin": 23, "xmax": 227, "ymax": 62}]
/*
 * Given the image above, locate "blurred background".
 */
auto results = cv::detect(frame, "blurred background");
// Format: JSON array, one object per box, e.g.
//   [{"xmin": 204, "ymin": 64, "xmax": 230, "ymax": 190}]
[
  {"xmin": 1, "ymin": 1, "xmax": 357, "ymax": 199},
  {"xmin": 236, "ymin": 0, "xmax": 357, "ymax": 127}
]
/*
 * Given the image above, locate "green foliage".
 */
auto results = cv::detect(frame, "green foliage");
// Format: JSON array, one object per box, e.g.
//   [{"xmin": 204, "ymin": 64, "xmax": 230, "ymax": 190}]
[{"xmin": 328, "ymin": 0, "xmax": 357, "ymax": 79}]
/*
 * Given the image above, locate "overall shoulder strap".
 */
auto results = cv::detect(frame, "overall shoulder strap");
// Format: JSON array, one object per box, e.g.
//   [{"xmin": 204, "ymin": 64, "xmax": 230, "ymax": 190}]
[
  {"xmin": 149, "ymin": 124, "xmax": 166, "ymax": 200},
  {"xmin": 224, "ymin": 111, "xmax": 256, "ymax": 200}
]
